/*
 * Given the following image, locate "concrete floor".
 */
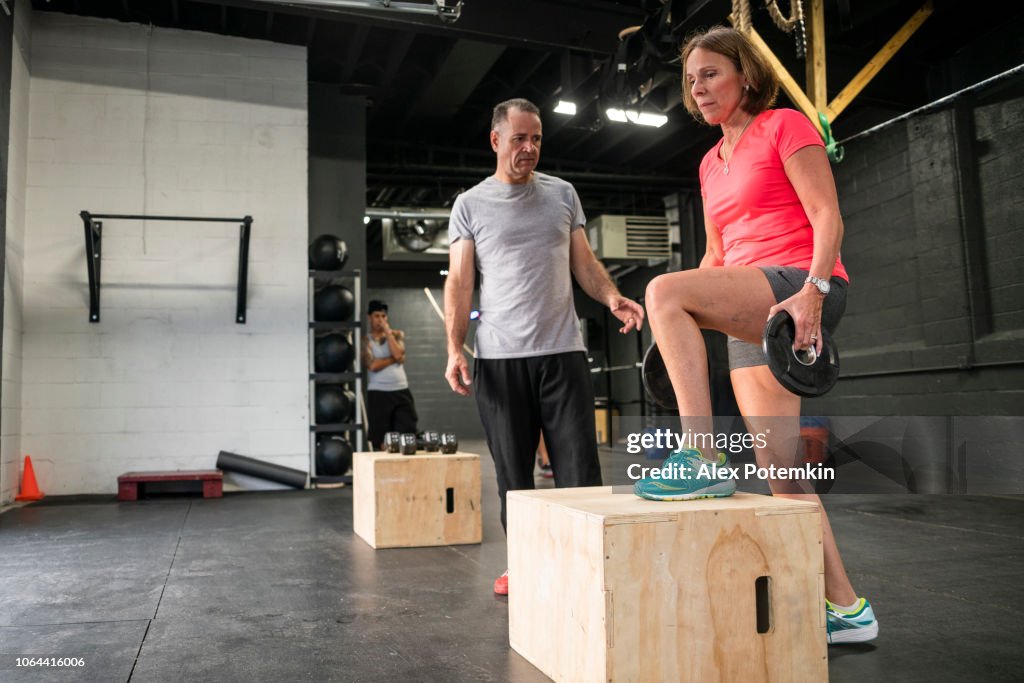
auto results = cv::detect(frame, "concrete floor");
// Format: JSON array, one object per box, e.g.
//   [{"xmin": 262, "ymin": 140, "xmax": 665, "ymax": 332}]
[{"xmin": 1, "ymin": 439, "xmax": 1022, "ymax": 682}]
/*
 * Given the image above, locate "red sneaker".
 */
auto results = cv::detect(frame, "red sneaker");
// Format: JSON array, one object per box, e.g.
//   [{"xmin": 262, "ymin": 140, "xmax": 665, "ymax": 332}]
[
  {"xmin": 537, "ymin": 457, "xmax": 554, "ymax": 479},
  {"xmin": 493, "ymin": 570, "xmax": 509, "ymax": 595}
]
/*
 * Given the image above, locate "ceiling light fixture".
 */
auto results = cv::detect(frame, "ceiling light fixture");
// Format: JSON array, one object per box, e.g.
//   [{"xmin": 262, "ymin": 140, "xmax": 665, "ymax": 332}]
[
  {"xmin": 626, "ymin": 110, "xmax": 668, "ymax": 128},
  {"xmin": 554, "ymin": 100, "xmax": 577, "ymax": 116},
  {"xmin": 605, "ymin": 107, "xmax": 628, "ymax": 122},
  {"xmin": 605, "ymin": 107, "xmax": 667, "ymax": 128}
]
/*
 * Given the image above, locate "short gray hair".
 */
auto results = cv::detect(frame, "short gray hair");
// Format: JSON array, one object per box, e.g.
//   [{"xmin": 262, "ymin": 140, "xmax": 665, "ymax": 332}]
[{"xmin": 491, "ymin": 98, "xmax": 541, "ymax": 131}]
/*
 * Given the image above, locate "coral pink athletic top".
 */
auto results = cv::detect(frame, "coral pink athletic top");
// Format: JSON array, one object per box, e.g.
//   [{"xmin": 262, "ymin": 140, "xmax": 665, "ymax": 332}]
[{"xmin": 699, "ymin": 108, "xmax": 848, "ymax": 282}]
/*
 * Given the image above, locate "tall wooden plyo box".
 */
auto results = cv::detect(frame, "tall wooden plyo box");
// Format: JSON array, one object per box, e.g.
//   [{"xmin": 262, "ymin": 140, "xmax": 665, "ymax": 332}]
[
  {"xmin": 353, "ymin": 451, "xmax": 482, "ymax": 548},
  {"xmin": 507, "ymin": 487, "xmax": 827, "ymax": 683}
]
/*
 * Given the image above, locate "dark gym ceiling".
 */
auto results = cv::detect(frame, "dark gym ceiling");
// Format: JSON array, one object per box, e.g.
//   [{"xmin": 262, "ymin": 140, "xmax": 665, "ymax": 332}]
[{"xmin": 31, "ymin": 0, "xmax": 1024, "ymax": 217}]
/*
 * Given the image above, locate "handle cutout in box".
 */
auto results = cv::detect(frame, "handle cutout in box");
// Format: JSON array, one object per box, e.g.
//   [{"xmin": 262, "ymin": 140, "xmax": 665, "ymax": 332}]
[
  {"xmin": 446, "ymin": 487, "xmax": 455, "ymax": 513},
  {"xmin": 756, "ymin": 575, "xmax": 773, "ymax": 634}
]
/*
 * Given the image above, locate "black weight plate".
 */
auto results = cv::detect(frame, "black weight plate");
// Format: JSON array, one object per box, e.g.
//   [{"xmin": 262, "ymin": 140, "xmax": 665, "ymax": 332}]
[
  {"xmin": 642, "ymin": 343, "xmax": 678, "ymax": 411},
  {"xmin": 762, "ymin": 311, "xmax": 840, "ymax": 398}
]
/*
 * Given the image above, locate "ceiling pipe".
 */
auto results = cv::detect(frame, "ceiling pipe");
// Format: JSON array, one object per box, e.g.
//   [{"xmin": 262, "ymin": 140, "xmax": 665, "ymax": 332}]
[
  {"xmin": 259, "ymin": 0, "xmax": 461, "ymax": 22},
  {"xmin": 365, "ymin": 207, "xmax": 452, "ymax": 220}
]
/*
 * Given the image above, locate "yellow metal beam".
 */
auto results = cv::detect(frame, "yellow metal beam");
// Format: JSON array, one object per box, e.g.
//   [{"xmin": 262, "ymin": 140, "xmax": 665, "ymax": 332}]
[
  {"xmin": 825, "ymin": 0, "xmax": 934, "ymax": 121},
  {"xmin": 805, "ymin": 0, "xmax": 827, "ymax": 111},
  {"xmin": 735, "ymin": 20, "xmax": 824, "ymax": 135}
]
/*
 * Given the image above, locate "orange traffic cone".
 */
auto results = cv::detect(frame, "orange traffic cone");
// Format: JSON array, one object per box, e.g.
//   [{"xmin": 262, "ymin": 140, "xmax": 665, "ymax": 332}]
[{"xmin": 15, "ymin": 455, "xmax": 43, "ymax": 502}]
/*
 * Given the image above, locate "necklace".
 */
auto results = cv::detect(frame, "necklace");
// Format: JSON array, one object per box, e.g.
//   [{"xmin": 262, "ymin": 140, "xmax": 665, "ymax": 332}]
[{"xmin": 722, "ymin": 114, "xmax": 755, "ymax": 175}]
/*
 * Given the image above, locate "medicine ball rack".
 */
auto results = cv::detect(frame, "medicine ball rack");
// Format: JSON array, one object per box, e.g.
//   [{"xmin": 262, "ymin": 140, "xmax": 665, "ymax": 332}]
[
  {"xmin": 80, "ymin": 211, "xmax": 253, "ymax": 324},
  {"xmin": 309, "ymin": 269, "xmax": 364, "ymax": 485}
]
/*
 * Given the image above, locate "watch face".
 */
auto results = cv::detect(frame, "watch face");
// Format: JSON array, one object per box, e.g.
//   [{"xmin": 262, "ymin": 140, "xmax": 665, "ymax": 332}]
[{"xmin": 818, "ymin": 280, "xmax": 831, "ymax": 294}]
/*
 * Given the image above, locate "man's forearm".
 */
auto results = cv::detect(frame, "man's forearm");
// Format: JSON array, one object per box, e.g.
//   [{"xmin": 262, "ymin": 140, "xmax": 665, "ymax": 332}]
[
  {"xmin": 576, "ymin": 255, "xmax": 620, "ymax": 306},
  {"xmin": 444, "ymin": 277, "xmax": 471, "ymax": 354}
]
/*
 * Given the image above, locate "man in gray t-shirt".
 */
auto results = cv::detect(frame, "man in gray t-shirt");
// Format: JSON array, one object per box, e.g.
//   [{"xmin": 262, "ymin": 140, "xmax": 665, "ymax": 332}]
[{"xmin": 444, "ymin": 98, "xmax": 645, "ymax": 596}]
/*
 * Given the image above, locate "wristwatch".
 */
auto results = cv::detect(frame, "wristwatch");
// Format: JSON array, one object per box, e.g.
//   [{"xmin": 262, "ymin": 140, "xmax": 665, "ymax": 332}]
[{"xmin": 805, "ymin": 275, "xmax": 831, "ymax": 296}]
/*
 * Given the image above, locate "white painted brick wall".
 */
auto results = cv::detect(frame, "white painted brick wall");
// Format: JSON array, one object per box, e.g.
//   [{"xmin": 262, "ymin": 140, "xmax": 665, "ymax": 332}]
[
  {"xmin": 21, "ymin": 12, "xmax": 309, "ymax": 495},
  {"xmin": 1, "ymin": 4, "xmax": 32, "ymax": 506}
]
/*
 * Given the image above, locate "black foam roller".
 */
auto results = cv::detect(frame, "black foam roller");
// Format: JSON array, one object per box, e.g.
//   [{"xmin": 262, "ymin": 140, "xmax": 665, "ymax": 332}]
[{"xmin": 216, "ymin": 450, "xmax": 307, "ymax": 489}]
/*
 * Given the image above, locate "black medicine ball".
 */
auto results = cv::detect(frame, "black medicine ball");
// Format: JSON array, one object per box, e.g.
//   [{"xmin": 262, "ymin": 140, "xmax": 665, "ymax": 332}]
[
  {"xmin": 314, "ymin": 334, "xmax": 355, "ymax": 373},
  {"xmin": 314, "ymin": 285, "xmax": 355, "ymax": 322},
  {"xmin": 315, "ymin": 434, "xmax": 353, "ymax": 475},
  {"xmin": 315, "ymin": 385, "xmax": 355, "ymax": 424},
  {"xmin": 309, "ymin": 234, "xmax": 348, "ymax": 271}
]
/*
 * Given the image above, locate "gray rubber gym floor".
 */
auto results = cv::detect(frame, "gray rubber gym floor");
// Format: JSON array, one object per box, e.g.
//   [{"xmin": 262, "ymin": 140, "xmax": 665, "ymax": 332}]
[{"xmin": 1, "ymin": 439, "xmax": 1021, "ymax": 682}]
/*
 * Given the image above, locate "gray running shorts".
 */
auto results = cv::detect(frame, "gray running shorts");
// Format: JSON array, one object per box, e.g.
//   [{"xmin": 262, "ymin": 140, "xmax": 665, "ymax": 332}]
[{"xmin": 727, "ymin": 266, "xmax": 848, "ymax": 371}]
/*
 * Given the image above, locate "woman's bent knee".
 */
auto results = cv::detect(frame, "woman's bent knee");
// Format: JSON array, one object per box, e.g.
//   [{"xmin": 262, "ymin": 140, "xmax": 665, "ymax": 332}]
[{"xmin": 646, "ymin": 273, "xmax": 687, "ymax": 316}]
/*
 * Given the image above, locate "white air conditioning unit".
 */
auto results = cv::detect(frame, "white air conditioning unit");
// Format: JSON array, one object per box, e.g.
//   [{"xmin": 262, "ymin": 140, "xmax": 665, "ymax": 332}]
[
  {"xmin": 381, "ymin": 217, "xmax": 450, "ymax": 261},
  {"xmin": 587, "ymin": 214, "xmax": 671, "ymax": 261}
]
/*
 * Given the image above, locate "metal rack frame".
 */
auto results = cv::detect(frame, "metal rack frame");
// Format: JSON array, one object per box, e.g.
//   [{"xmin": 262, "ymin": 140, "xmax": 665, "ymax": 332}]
[{"xmin": 308, "ymin": 269, "xmax": 364, "ymax": 483}]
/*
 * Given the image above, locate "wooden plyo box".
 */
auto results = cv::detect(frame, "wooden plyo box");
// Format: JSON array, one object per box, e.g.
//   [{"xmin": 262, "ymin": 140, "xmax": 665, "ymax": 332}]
[
  {"xmin": 508, "ymin": 487, "xmax": 827, "ymax": 683},
  {"xmin": 352, "ymin": 451, "xmax": 482, "ymax": 549}
]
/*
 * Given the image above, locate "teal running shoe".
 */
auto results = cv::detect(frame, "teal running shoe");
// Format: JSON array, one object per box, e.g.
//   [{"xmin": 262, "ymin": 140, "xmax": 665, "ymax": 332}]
[
  {"xmin": 633, "ymin": 448, "xmax": 736, "ymax": 501},
  {"xmin": 826, "ymin": 598, "xmax": 879, "ymax": 644}
]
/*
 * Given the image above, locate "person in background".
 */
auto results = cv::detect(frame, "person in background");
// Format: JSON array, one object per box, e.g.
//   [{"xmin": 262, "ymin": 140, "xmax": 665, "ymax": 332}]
[{"xmin": 363, "ymin": 299, "xmax": 418, "ymax": 450}]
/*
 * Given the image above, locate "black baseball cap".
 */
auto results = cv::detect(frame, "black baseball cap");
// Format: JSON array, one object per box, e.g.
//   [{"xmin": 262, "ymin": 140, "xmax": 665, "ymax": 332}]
[{"xmin": 368, "ymin": 299, "xmax": 388, "ymax": 314}]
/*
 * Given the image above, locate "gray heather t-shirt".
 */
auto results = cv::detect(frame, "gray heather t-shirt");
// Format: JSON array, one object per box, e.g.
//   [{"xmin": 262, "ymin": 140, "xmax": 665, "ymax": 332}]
[{"xmin": 448, "ymin": 172, "xmax": 587, "ymax": 359}]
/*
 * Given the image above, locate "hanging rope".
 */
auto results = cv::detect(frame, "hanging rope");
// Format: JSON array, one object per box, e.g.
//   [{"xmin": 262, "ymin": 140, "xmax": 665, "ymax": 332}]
[
  {"xmin": 765, "ymin": 0, "xmax": 802, "ymax": 32},
  {"xmin": 732, "ymin": 1, "xmax": 806, "ymax": 58},
  {"xmin": 732, "ymin": 0, "xmax": 753, "ymax": 33},
  {"xmin": 766, "ymin": 0, "xmax": 807, "ymax": 58}
]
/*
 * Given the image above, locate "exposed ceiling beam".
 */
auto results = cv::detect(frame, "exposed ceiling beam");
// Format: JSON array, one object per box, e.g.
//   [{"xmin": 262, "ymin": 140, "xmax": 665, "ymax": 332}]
[
  {"xmin": 408, "ymin": 39, "xmax": 506, "ymax": 120},
  {"xmin": 668, "ymin": 0, "xmax": 726, "ymax": 41},
  {"xmin": 457, "ymin": 50, "xmax": 553, "ymax": 146},
  {"xmin": 339, "ymin": 24, "xmax": 369, "ymax": 83},
  {"xmin": 366, "ymin": 137, "xmax": 691, "ymax": 181},
  {"xmin": 559, "ymin": 120, "xmax": 615, "ymax": 157},
  {"xmin": 510, "ymin": 51, "xmax": 556, "ymax": 93},
  {"xmin": 305, "ymin": 14, "xmax": 317, "ymax": 43},
  {"xmin": 397, "ymin": 38, "xmax": 459, "ymax": 128},
  {"xmin": 202, "ymin": 0, "xmax": 644, "ymax": 54},
  {"xmin": 382, "ymin": 31, "xmax": 415, "ymax": 86},
  {"xmin": 642, "ymin": 132, "xmax": 709, "ymax": 171},
  {"xmin": 367, "ymin": 163, "xmax": 694, "ymax": 189},
  {"xmin": 616, "ymin": 119, "xmax": 704, "ymax": 164},
  {"xmin": 582, "ymin": 124, "xmax": 637, "ymax": 163}
]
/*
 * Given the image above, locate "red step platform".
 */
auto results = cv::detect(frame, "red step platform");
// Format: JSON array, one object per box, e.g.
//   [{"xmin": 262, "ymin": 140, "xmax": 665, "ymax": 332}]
[{"xmin": 118, "ymin": 470, "xmax": 223, "ymax": 501}]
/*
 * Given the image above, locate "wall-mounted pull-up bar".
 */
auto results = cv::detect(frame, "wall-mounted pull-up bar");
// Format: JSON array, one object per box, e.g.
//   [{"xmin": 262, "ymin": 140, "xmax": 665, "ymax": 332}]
[{"xmin": 80, "ymin": 211, "xmax": 253, "ymax": 324}]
